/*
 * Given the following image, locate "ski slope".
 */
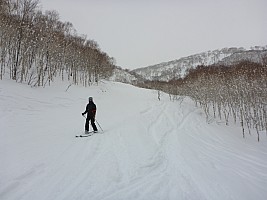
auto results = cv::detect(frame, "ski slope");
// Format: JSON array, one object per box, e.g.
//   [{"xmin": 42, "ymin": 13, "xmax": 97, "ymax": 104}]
[{"xmin": 1, "ymin": 79, "xmax": 267, "ymax": 200}]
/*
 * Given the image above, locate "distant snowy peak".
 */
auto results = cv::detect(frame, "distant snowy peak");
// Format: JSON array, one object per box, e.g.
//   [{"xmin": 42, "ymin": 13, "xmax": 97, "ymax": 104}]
[
  {"xmin": 131, "ymin": 46, "xmax": 267, "ymax": 81},
  {"xmin": 219, "ymin": 49, "xmax": 267, "ymax": 65}
]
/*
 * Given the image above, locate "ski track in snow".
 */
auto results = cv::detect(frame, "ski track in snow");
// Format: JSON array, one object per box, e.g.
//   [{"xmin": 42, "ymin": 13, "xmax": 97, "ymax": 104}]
[{"xmin": 1, "ymin": 80, "xmax": 267, "ymax": 200}]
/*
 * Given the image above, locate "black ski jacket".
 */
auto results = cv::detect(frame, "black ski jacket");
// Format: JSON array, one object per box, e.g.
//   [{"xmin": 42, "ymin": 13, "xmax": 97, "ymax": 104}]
[{"xmin": 82, "ymin": 101, "xmax": 96, "ymax": 117}]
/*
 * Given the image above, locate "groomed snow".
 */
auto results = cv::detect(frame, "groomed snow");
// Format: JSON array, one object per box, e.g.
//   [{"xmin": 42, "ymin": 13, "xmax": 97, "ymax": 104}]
[{"xmin": 1, "ymin": 79, "xmax": 267, "ymax": 200}]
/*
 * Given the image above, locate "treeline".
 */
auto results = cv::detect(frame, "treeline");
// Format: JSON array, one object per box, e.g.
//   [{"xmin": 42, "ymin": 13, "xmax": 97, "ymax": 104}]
[
  {"xmin": 0, "ymin": 0, "xmax": 115, "ymax": 87},
  {"xmin": 139, "ymin": 60, "xmax": 267, "ymax": 141}
]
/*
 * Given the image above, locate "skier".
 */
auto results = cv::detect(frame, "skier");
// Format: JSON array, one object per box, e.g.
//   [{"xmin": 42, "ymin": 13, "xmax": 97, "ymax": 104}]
[{"xmin": 82, "ymin": 97, "xmax": 98, "ymax": 133}]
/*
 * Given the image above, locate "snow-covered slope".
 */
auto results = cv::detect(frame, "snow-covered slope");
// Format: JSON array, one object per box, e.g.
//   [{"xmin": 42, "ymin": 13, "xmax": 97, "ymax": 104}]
[
  {"xmin": 108, "ymin": 67, "xmax": 138, "ymax": 84},
  {"xmin": 1, "ymin": 79, "xmax": 267, "ymax": 200},
  {"xmin": 219, "ymin": 50, "xmax": 267, "ymax": 65},
  {"xmin": 132, "ymin": 46, "xmax": 267, "ymax": 81}
]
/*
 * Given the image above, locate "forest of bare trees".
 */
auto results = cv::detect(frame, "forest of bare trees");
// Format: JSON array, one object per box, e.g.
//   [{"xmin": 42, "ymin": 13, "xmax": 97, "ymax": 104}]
[
  {"xmin": 140, "ymin": 60, "xmax": 267, "ymax": 141},
  {"xmin": 0, "ymin": 0, "xmax": 115, "ymax": 87}
]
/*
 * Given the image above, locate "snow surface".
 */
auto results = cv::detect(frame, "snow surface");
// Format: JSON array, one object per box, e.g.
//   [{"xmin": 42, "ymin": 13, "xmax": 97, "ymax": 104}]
[{"xmin": 1, "ymin": 79, "xmax": 267, "ymax": 200}]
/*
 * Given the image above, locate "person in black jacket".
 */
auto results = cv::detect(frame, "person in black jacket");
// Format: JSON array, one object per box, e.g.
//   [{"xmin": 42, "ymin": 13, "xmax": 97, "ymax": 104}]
[{"xmin": 82, "ymin": 97, "xmax": 98, "ymax": 133}]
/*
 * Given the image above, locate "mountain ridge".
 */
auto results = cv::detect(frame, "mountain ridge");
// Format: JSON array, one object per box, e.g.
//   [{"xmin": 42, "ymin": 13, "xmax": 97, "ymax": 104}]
[{"xmin": 130, "ymin": 46, "xmax": 267, "ymax": 82}]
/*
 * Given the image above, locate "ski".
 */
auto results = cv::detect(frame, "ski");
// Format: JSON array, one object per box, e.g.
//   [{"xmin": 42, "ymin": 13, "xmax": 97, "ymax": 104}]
[
  {"xmin": 79, "ymin": 133, "xmax": 94, "ymax": 137},
  {"xmin": 75, "ymin": 131, "xmax": 94, "ymax": 137},
  {"xmin": 75, "ymin": 131, "xmax": 103, "ymax": 138}
]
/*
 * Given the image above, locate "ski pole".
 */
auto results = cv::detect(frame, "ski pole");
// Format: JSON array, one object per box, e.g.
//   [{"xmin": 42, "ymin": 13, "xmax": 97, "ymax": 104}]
[{"xmin": 96, "ymin": 120, "xmax": 103, "ymax": 132}]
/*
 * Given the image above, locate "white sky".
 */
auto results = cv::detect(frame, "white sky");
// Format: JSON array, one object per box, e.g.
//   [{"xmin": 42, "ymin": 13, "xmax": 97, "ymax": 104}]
[{"xmin": 40, "ymin": 0, "xmax": 267, "ymax": 69}]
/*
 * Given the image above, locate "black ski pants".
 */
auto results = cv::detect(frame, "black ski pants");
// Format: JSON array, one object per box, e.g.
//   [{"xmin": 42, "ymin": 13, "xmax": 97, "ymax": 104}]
[{"xmin": 85, "ymin": 116, "xmax": 97, "ymax": 131}]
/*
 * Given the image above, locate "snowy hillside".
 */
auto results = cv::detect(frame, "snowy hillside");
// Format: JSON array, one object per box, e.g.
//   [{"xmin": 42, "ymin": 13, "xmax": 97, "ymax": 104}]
[
  {"xmin": 132, "ymin": 46, "xmax": 267, "ymax": 81},
  {"xmin": 108, "ymin": 67, "xmax": 138, "ymax": 84},
  {"xmin": 218, "ymin": 50, "xmax": 267, "ymax": 65},
  {"xmin": 1, "ymin": 79, "xmax": 267, "ymax": 200}
]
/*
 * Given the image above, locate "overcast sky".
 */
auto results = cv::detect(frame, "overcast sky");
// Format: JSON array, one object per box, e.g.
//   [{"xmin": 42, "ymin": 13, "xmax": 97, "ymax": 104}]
[{"xmin": 40, "ymin": 0, "xmax": 267, "ymax": 69}]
